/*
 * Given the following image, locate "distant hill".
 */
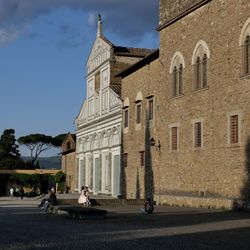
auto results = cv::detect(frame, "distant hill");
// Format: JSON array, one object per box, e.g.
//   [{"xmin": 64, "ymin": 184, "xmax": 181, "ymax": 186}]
[{"xmin": 22, "ymin": 156, "xmax": 62, "ymax": 170}]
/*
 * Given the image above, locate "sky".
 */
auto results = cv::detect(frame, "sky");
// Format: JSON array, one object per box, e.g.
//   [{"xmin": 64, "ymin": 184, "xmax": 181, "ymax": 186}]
[{"xmin": 0, "ymin": 0, "xmax": 159, "ymax": 157}]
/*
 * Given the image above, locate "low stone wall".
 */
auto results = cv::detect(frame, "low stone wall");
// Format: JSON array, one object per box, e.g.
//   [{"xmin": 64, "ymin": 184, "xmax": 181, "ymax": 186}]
[
  {"xmin": 155, "ymin": 194, "xmax": 238, "ymax": 210},
  {"xmin": 57, "ymin": 198, "xmax": 145, "ymax": 207}
]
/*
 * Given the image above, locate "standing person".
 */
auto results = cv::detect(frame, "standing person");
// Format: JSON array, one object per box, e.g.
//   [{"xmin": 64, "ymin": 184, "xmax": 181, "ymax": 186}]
[
  {"xmin": 51, "ymin": 187, "xmax": 55, "ymax": 193},
  {"xmin": 85, "ymin": 187, "xmax": 91, "ymax": 206},
  {"xmin": 20, "ymin": 187, "xmax": 24, "ymax": 200},
  {"xmin": 9, "ymin": 187, "xmax": 14, "ymax": 199},
  {"xmin": 15, "ymin": 187, "xmax": 20, "ymax": 199},
  {"xmin": 78, "ymin": 186, "xmax": 87, "ymax": 206}
]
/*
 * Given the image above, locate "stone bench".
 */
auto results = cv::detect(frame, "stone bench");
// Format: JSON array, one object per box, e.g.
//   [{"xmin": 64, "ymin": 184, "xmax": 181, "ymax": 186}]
[{"xmin": 58, "ymin": 206, "xmax": 107, "ymax": 219}]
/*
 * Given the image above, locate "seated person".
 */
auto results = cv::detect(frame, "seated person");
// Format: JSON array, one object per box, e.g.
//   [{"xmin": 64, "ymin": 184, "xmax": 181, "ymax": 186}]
[
  {"xmin": 41, "ymin": 190, "xmax": 57, "ymax": 213},
  {"xmin": 78, "ymin": 186, "xmax": 91, "ymax": 206},
  {"xmin": 142, "ymin": 198, "xmax": 154, "ymax": 214}
]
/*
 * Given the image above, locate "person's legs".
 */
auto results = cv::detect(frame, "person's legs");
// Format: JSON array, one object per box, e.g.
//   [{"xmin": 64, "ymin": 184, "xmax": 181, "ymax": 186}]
[
  {"xmin": 42, "ymin": 201, "xmax": 50, "ymax": 213},
  {"xmin": 39, "ymin": 199, "xmax": 46, "ymax": 208}
]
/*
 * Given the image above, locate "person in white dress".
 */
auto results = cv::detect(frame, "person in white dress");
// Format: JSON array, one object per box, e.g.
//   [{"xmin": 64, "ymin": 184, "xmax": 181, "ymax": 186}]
[{"xmin": 78, "ymin": 186, "xmax": 87, "ymax": 205}]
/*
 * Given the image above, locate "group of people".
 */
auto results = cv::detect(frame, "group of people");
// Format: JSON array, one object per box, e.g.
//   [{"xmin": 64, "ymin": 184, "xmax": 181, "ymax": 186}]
[
  {"xmin": 9, "ymin": 187, "xmax": 25, "ymax": 199},
  {"xmin": 78, "ymin": 186, "xmax": 91, "ymax": 206},
  {"xmin": 37, "ymin": 185, "xmax": 153, "ymax": 215},
  {"xmin": 38, "ymin": 187, "xmax": 57, "ymax": 213}
]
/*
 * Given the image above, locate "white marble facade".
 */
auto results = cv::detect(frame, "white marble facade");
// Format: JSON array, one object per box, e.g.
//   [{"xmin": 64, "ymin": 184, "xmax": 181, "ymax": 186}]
[{"xmin": 75, "ymin": 16, "xmax": 122, "ymax": 197}]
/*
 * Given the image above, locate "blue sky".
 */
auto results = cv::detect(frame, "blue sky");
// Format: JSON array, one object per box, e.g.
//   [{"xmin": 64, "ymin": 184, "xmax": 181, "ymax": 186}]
[{"xmin": 0, "ymin": 0, "xmax": 159, "ymax": 156}]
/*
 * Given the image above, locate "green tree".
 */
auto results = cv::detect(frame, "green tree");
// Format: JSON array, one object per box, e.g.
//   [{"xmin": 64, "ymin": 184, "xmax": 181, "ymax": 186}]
[
  {"xmin": 0, "ymin": 129, "xmax": 24, "ymax": 169},
  {"xmin": 18, "ymin": 133, "xmax": 66, "ymax": 167},
  {"xmin": 54, "ymin": 171, "xmax": 66, "ymax": 193},
  {"xmin": 0, "ymin": 129, "xmax": 20, "ymax": 159}
]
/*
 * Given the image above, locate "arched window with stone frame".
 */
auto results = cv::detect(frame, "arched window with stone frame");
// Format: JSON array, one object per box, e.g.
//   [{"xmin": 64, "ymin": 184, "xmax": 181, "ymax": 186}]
[
  {"xmin": 239, "ymin": 18, "xmax": 250, "ymax": 76},
  {"xmin": 170, "ymin": 52, "xmax": 185, "ymax": 98},
  {"xmin": 111, "ymin": 128, "xmax": 120, "ymax": 146},
  {"xmin": 202, "ymin": 54, "xmax": 208, "ymax": 88},
  {"xmin": 172, "ymin": 66, "xmax": 178, "ymax": 97},
  {"xmin": 195, "ymin": 56, "xmax": 201, "ymax": 89},
  {"xmin": 192, "ymin": 40, "xmax": 210, "ymax": 91},
  {"xmin": 243, "ymin": 35, "xmax": 250, "ymax": 75},
  {"xmin": 123, "ymin": 98, "xmax": 130, "ymax": 133},
  {"xmin": 178, "ymin": 64, "xmax": 183, "ymax": 95}
]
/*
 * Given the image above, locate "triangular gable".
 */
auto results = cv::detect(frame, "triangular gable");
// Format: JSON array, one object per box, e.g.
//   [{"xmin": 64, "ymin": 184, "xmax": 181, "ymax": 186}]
[
  {"xmin": 62, "ymin": 132, "xmax": 75, "ymax": 145},
  {"xmin": 87, "ymin": 36, "xmax": 113, "ymax": 66},
  {"xmin": 76, "ymin": 99, "xmax": 87, "ymax": 123}
]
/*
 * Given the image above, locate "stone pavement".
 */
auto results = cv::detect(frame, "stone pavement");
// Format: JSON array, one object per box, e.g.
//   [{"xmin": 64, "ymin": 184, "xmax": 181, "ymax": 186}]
[{"xmin": 1, "ymin": 196, "xmax": 250, "ymax": 250}]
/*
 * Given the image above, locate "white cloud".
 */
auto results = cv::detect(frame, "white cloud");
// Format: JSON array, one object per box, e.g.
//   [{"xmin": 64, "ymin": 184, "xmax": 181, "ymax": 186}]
[
  {"xmin": 87, "ymin": 13, "xmax": 96, "ymax": 26},
  {"xmin": 0, "ymin": 26, "xmax": 23, "ymax": 46},
  {"xmin": 0, "ymin": 0, "xmax": 158, "ymax": 46}
]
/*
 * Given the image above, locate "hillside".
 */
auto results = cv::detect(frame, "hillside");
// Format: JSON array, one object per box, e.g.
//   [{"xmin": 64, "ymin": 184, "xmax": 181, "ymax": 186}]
[{"xmin": 22, "ymin": 156, "xmax": 62, "ymax": 170}]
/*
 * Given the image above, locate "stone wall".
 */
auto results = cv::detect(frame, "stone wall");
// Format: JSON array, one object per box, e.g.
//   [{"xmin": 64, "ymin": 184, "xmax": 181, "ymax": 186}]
[
  {"xmin": 122, "ymin": 0, "xmax": 250, "ymax": 209},
  {"xmin": 62, "ymin": 152, "xmax": 76, "ymax": 193},
  {"xmin": 159, "ymin": 0, "xmax": 209, "ymax": 26}
]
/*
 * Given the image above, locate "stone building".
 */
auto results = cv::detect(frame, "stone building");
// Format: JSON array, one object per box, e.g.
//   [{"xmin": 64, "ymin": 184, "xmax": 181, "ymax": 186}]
[
  {"xmin": 61, "ymin": 132, "xmax": 76, "ymax": 193},
  {"xmin": 120, "ymin": 0, "xmax": 250, "ymax": 209},
  {"xmin": 75, "ymin": 15, "xmax": 153, "ymax": 197}
]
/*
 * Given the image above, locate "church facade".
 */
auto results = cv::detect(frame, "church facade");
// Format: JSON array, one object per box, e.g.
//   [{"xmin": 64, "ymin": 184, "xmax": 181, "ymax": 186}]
[
  {"xmin": 120, "ymin": 0, "xmax": 250, "ymax": 209},
  {"xmin": 75, "ymin": 16, "xmax": 153, "ymax": 197}
]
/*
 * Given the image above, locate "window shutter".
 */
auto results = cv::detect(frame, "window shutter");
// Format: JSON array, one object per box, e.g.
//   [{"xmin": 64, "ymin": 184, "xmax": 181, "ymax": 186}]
[
  {"xmin": 194, "ymin": 122, "xmax": 202, "ymax": 147},
  {"xmin": 230, "ymin": 115, "xmax": 238, "ymax": 144},
  {"xmin": 171, "ymin": 127, "xmax": 178, "ymax": 150}
]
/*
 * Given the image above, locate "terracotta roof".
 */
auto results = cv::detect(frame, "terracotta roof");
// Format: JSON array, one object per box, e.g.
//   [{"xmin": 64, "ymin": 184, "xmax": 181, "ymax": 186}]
[{"xmin": 113, "ymin": 46, "xmax": 155, "ymax": 57}]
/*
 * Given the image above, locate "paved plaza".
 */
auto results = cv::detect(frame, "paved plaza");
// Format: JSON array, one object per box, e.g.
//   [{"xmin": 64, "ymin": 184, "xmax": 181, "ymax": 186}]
[{"xmin": 1, "ymin": 196, "xmax": 250, "ymax": 250}]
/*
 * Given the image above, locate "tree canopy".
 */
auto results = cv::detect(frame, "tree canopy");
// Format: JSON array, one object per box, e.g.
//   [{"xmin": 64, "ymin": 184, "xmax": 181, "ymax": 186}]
[
  {"xmin": 18, "ymin": 133, "xmax": 67, "ymax": 167},
  {"xmin": 0, "ymin": 129, "xmax": 20, "ymax": 159},
  {"xmin": 0, "ymin": 129, "xmax": 24, "ymax": 169}
]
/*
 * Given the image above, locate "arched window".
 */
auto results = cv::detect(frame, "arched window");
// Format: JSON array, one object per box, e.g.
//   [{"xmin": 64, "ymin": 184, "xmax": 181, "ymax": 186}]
[
  {"xmin": 245, "ymin": 36, "xmax": 250, "ymax": 75},
  {"xmin": 85, "ymin": 137, "xmax": 90, "ymax": 151},
  {"xmin": 93, "ymin": 134, "xmax": 99, "ymax": 150},
  {"xmin": 101, "ymin": 132, "xmax": 109, "ymax": 148},
  {"xmin": 112, "ymin": 128, "xmax": 120, "ymax": 146},
  {"xmin": 202, "ymin": 54, "xmax": 207, "ymax": 88},
  {"xmin": 172, "ymin": 66, "xmax": 178, "ymax": 97},
  {"xmin": 196, "ymin": 56, "xmax": 201, "ymax": 89},
  {"xmin": 170, "ymin": 52, "xmax": 185, "ymax": 98},
  {"xmin": 123, "ymin": 98, "xmax": 130, "ymax": 130},
  {"xmin": 67, "ymin": 141, "xmax": 71, "ymax": 150},
  {"xmin": 135, "ymin": 92, "xmax": 143, "ymax": 125},
  {"xmin": 178, "ymin": 64, "xmax": 183, "ymax": 95},
  {"xmin": 239, "ymin": 18, "xmax": 250, "ymax": 76},
  {"xmin": 192, "ymin": 40, "xmax": 210, "ymax": 91}
]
